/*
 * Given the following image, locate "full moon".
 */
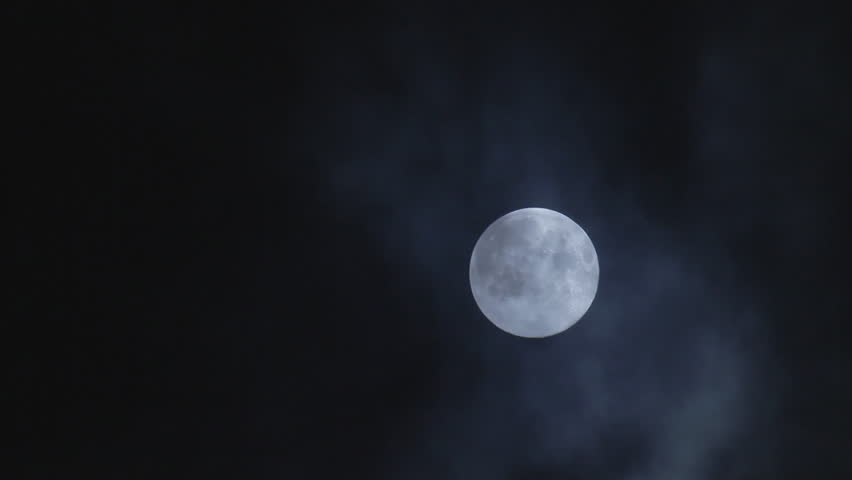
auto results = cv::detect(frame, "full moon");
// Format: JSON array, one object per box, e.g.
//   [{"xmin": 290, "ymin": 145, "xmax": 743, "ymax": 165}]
[{"xmin": 469, "ymin": 208, "xmax": 599, "ymax": 338}]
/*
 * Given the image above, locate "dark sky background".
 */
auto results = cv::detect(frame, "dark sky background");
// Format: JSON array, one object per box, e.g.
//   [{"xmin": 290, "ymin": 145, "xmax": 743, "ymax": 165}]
[{"xmin": 12, "ymin": 2, "xmax": 852, "ymax": 479}]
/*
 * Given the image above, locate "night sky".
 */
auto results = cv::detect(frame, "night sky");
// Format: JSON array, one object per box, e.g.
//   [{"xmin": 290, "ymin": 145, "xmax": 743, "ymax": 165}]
[{"xmin": 12, "ymin": 2, "xmax": 852, "ymax": 478}]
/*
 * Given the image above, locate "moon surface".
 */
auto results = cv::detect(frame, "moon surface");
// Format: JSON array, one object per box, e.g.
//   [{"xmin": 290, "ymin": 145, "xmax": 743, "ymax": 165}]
[{"xmin": 469, "ymin": 208, "xmax": 599, "ymax": 338}]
